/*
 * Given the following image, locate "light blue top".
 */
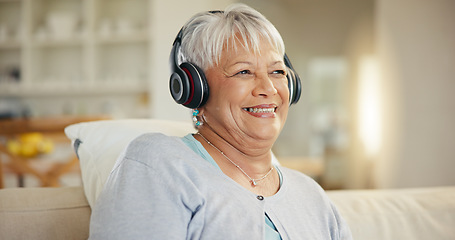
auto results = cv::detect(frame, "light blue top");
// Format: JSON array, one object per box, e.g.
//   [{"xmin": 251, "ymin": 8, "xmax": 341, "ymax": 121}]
[
  {"xmin": 181, "ymin": 134, "xmax": 282, "ymax": 240},
  {"xmin": 89, "ymin": 133, "xmax": 353, "ymax": 239}
]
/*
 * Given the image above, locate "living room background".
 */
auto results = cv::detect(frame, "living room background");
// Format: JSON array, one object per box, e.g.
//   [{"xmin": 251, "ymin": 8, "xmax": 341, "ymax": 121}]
[{"xmin": 1, "ymin": 0, "xmax": 454, "ymax": 190}]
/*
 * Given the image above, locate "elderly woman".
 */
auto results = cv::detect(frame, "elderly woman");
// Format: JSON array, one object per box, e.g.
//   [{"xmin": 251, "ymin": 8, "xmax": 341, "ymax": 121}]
[{"xmin": 89, "ymin": 4, "xmax": 352, "ymax": 240}]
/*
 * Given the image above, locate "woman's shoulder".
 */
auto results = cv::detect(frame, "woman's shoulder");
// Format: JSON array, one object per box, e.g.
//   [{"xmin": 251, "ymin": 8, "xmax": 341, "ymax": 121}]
[
  {"xmin": 123, "ymin": 132, "xmax": 192, "ymax": 162},
  {"xmin": 130, "ymin": 132, "xmax": 191, "ymax": 151},
  {"xmin": 115, "ymin": 132, "xmax": 213, "ymax": 188},
  {"xmin": 279, "ymin": 166, "xmax": 316, "ymax": 183},
  {"xmin": 131, "ymin": 132, "xmax": 182, "ymax": 145},
  {"xmin": 279, "ymin": 166, "xmax": 327, "ymax": 195}
]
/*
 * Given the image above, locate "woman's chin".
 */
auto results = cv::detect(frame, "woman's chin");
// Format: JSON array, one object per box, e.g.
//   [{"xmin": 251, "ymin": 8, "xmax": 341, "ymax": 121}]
[{"xmin": 243, "ymin": 121, "xmax": 282, "ymax": 143}]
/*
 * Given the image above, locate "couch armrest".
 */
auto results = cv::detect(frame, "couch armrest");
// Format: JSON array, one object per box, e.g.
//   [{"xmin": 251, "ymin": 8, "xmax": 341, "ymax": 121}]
[{"xmin": 0, "ymin": 186, "xmax": 91, "ymax": 240}]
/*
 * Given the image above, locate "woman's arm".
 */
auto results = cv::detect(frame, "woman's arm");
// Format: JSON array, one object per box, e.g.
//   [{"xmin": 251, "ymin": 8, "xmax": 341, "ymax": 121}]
[{"xmin": 89, "ymin": 156, "xmax": 203, "ymax": 239}]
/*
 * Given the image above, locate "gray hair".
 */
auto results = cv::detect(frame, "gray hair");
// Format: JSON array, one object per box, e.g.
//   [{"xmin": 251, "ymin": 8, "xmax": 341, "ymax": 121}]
[{"xmin": 179, "ymin": 3, "xmax": 285, "ymax": 70}]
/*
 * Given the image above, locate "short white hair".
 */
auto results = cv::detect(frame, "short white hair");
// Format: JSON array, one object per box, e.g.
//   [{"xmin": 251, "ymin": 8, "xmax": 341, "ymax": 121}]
[{"xmin": 179, "ymin": 3, "xmax": 285, "ymax": 70}]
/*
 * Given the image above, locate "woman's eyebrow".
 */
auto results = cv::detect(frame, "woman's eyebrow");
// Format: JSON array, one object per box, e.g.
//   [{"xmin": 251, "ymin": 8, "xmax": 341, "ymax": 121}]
[
  {"xmin": 224, "ymin": 61, "xmax": 254, "ymax": 69},
  {"xmin": 269, "ymin": 60, "xmax": 284, "ymax": 66},
  {"xmin": 231, "ymin": 61, "xmax": 253, "ymax": 66}
]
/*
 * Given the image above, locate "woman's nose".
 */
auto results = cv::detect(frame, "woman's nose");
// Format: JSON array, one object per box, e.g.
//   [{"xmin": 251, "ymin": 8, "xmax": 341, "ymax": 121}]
[{"xmin": 252, "ymin": 73, "xmax": 278, "ymax": 97}]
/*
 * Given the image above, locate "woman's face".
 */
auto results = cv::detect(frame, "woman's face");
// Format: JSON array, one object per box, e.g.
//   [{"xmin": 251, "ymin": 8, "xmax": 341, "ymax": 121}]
[{"xmin": 201, "ymin": 39, "xmax": 290, "ymax": 145}]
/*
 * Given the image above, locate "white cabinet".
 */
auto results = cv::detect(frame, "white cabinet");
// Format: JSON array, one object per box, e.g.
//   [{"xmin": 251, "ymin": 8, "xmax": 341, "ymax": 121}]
[
  {"xmin": 0, "ymin": 0, "xmax": 151, "ymax": 117},
  {"xmin": 0, "ymin": 0, "xmax": 22, "ymax": 91}
]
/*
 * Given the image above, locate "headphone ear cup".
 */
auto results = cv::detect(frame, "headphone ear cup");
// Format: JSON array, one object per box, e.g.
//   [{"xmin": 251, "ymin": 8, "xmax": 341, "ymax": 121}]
[
  {"xmin": 292, "ymin": 71, "xmax": 302, "ymax": 104},
  {"xmin": 284, "ymin": 54, "xmax": 302, "ymax": 105},
  {"xmin": 287, "ymin": 69, "xmax": 302, "ymax": 105},
  {"xmin": 170, "ymin": 67, "xmax": 190, "ymax": 105},
  {"xmin": 286, "ymin": 71, "xmax": 295, "ymax": 104},
  {"xmin": 179, "ymin": 62, "xmax": 209, "ymax": 109},
  {"xmin": 169, "ymin": 29, "xmax": 192, "ymax": 105}
]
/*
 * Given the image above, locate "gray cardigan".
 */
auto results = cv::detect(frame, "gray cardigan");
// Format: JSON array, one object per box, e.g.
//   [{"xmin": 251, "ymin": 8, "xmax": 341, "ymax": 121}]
[{"xmin": 89, "ymin": 133, "xmax": 352, "ymax": 240}]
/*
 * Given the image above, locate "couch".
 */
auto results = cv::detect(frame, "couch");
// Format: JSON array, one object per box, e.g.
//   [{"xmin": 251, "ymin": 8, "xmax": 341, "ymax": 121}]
[
  {"xmin": 2, "ymin": 185, "xmax": 455, "ymax": 240},
  {"xmin": 1, "ymin": 119, "xmax": 455, "ymax": 240}
]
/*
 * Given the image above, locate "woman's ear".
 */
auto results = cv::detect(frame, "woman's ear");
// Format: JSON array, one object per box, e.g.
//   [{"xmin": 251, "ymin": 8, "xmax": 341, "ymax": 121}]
[{"xmin": 197, "ymin": 107, "xmax": 205, "ymax": 117}]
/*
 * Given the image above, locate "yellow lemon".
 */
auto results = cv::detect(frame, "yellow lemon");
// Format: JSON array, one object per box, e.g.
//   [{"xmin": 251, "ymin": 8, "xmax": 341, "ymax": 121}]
[
  {"xmin": 20, "ymin": 142, "xmax": 38, "ymax": 157},
  {"xmin": 7, "ymin": 140, "xmax": 21, "ymax": 155},
  {"xmin": 20, "ymin": 132, "xmax": 43, "ymax": 144},
  {"xmin": 38, "ymin": 139, "xmax": 54, "ymax": 154}
]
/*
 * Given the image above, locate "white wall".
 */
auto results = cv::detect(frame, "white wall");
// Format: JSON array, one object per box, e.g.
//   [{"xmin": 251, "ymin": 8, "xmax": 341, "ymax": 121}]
[{"xmin": 376, "ymin": 0, "xmax": 455, "ymax": 188}]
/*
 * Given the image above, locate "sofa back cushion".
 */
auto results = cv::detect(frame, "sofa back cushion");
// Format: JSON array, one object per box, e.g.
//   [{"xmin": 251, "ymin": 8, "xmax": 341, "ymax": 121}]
[
  {"xmin": 327, "ymin": 186, "xmax": 455, "ymax": 240},
  {"xmin": 0, "ymin": 186, "xmax": 90, "ymax": 240}
]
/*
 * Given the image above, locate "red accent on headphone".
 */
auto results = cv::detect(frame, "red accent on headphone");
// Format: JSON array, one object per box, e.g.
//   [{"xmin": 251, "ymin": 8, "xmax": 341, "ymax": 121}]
[{"xmin": 182, "ymin": 67, "xmax": 195, "ymax": 106}]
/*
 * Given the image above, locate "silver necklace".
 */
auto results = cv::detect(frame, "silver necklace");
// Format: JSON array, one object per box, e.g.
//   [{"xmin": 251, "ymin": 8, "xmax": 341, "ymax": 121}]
[{"xmin": 196, "ymin": 132, "xmax": 274, "ymax": 187}]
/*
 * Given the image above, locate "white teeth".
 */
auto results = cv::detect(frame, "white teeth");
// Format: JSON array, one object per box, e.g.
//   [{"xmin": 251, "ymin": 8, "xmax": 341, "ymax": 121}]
[{"xmin": 243, "ymin": 107, "xmax": 275, "ymax": 113}]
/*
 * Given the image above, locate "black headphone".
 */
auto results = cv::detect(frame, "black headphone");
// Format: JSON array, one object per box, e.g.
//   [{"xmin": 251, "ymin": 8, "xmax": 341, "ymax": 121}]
[{"xmin": 169, "ymin": 24, "xmax": 301, "ymax": 109}]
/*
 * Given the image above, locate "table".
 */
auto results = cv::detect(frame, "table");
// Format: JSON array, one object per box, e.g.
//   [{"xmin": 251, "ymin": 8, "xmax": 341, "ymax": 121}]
[{"xmin": 0, "ymin": 116, "xmax": 107, "ymax": 188}]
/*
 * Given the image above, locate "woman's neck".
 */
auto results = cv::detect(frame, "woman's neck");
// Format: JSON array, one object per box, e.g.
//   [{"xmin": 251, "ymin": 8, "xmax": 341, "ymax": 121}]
[
  {"xmin": 197, "ymin": 127, "xmax": 273, "ymax": 169},
  {"xmin": 194, "ymin": 129, "xmax": 280, "ymax": 196}
]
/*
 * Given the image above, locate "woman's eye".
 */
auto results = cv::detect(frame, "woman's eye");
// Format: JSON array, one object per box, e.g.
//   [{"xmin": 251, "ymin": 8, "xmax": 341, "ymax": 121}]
[
  {"xmin": 237, "ymin": 70, "xmax": 251, "ymax": 75},
  {"xmin": 272, "ymin": 70, "xmax": 286, "ymax": 75}
]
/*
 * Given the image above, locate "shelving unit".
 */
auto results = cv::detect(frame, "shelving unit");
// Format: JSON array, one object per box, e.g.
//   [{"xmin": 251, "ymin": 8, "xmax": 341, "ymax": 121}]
[{"xmin": 0, "ymin": 0, "xmax": 151, "ymax": 118}]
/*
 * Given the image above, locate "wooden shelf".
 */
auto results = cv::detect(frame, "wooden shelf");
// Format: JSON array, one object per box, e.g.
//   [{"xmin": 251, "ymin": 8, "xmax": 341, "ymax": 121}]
[{"xmin": 0, "ymin": 83, "xmax": 147, "ymax": 98}]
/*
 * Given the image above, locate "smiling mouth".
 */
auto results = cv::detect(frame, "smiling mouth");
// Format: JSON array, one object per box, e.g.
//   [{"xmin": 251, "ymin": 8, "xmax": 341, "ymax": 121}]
[{"xmin": 242, "ymin": 107, "xmax": 277, "ymax": 113}]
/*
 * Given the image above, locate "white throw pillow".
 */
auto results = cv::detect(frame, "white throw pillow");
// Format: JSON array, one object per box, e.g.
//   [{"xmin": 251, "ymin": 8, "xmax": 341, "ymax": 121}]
[{"xmin": 64, "ymin": 119, "xmax": 194, "ymax": 207}]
